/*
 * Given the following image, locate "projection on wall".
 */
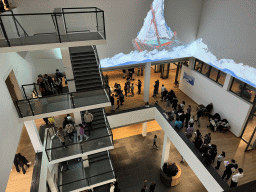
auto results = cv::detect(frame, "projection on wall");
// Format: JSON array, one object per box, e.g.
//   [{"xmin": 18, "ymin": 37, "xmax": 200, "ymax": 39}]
[{"xmin": 100, "ymin": 0, "xmax": 256, "ymax": 88}]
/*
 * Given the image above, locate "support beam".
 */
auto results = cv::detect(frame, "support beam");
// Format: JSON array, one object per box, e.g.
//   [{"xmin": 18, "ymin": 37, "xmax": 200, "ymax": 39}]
[
  {"xmin": 189, "ymin": 57, "xmax": 195, "ymax": 70},
  {"xmin": 142, "ymin": 122, "xmax": 147, "ymax": 137},
  {"xmin": 47, "ymin": 167, "xmax": 59, "ymax": 192},
  {"xmin": 82, "ymin": 155, "xmax": 89, "ymax": 168},
  {"xmin": 24, "ymin": 120, "xmax": 43, "ymax": 153},
  {"xmin": 143, "ymin": 62, "xmax": 151, "ymax": 102},
  {"xmin": 161, "ymin": 134, "xmax": 171, "ymax": 168},
  {"xmin": 223, "ymin": 74, "xmax": 232, "ymax": 91},
  {"xmin": 73, "ymin": 111, "xmax": 82, "ymax": 125},
  {"xmin": 60, "ymin": 47, "xmax": 76, "ymax": 92}
]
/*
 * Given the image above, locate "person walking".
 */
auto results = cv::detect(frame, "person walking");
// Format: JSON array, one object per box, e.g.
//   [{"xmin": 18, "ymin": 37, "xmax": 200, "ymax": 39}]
[
  {"xmin": 230, "ymin": 168, "xmax": 243, "ymax": 188},
  {"xmin": 149, "ymin": 182, "xmax": 156, "ymax": 192},
  {"xmin": 84, "ymin": 111, "xmax": 94, "ymax": 135},
  {"xmin": 215, "ymin": 151, "xmax": 226, "ymax": 170},
  {"xmin": 172, "ymin": 96, "xmax": 178, "ymax": 111},
  {"xmin": 110, "ymin": 94, "xmax": 115, "ymax": 111},
  {"xmin": 137, "ymin": 80, "xmax": 142, "ymax": 94},
  {"xmin": 152, "ymin": 135, "xmax": 158, "ymax": 149},
  {"xmin": 79, "ymin": 124, "xmax": 89, "ymax": 142},
  {"xmin": 131, "ymin": 83, "xmax": 134, "ymax": 97},
  {"xmin": 124, "ymin": 83, "xmax": 128, "ymax": 97},
  {"xmin": 13, "ymin": 153, "xmax": 31, "ymax": 174},
  {"xmin": 222, "ymin": 159, "xmax": 238, "ymax": 181},
  {"xmin": 65, "ymin": 123, "xmax": 74, "ymax": 142},
  {"xmin": 155, "ymin": 80, "xmax": 159, "ymax": 94},
  {"xmin": 161, "ymin": 84, "xmax": 166, "ymax": 101},
  {"xmin": 57, "ymin": 127, "xmax": 67, "ymax": 148}
]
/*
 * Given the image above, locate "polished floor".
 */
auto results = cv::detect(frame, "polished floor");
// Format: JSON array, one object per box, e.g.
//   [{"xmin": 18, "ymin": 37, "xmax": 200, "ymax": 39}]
[{"xmin": 111, "ymin": 123, "xmax": 207, "ymax": 192}]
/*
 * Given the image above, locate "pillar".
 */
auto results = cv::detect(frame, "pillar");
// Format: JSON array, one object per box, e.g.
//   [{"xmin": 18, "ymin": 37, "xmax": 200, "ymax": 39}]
[
  {"xmin": 144, "ymin": 62, "xmax": 151, "ymax": 102},
  {"xmin": 161, "ymin": 134, "xmax": 171, "ymax": 168},
  {"xmin": 73, "ymin": 111, "xmax": 82, "ymax": 125},
  {"xmin": 60, "ymin": 47, "xmax": 76, "ymax": 92},
  {"xmin": 223, "ymin": 74, "xmax": 232, "ymax": 91},
  {"xmin": 82, "ymin": 155, "xmax": 89, "ymax": 168},
  {"xmin": 142, "ymin": 122, "xmax": 147, "ymax": 137},
  {"xmin": 189, "ymin": 57, "xmax": 195, "ymax": 70},
  {"xmin": 24, "ymin": 120, "xmax": 43, "ymax": 153}
]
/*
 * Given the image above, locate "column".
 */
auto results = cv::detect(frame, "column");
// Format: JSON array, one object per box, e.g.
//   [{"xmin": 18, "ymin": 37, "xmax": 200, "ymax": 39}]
[
  {"xmin": 143, "ymin": 62, "xmax": 151, "ymax": 103},
  {"xmin": 60, "ymin": 47, "xmax": 76, "ymax": 92},
  {"xmin": 189, "ymin": 57, "xmax": 195, "ymax": 70},
  {"xmin": 73, "ymin": 111, "xmax": 82, "ymax": 125},
  {"xmin": 161, "ymin": 134, "xmax": 171, "ymax": 168},
  {"xmin": 223, "ymin": 74, "xmax": 232, "ymax": 91},
  {"xmin": 142, "ymin": 122, "xmax": 147, "ymax": 137},
  {"xmin": 82, "ymin": 155, "xmax": 89, "ymax": 168},
  {"xmin": 24, "ymin": 120, "xmax": 43, "ymax": 153}
]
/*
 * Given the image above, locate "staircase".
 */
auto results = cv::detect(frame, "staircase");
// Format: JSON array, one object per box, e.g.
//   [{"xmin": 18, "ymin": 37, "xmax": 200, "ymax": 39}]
[
  {"xmin": 81, "ymin": 108, "xmax": 107, "ymax": 130},
  {"xmin": 69, "ymin": 46, "xmax": 103, "ymax": 92}
]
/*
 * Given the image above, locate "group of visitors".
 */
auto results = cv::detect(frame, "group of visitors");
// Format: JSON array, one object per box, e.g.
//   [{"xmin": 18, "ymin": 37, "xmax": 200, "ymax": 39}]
[
  {"xmin": 56, "ymin": 111, "xmax": 94, "ymax": 148},
  {"xmin": 37, "ymin": 69, "xmax": 64, "ymax": 96}
]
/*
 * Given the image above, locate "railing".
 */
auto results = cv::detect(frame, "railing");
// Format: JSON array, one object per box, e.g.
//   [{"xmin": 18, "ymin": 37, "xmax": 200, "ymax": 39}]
[
  {"xmin": 58, "ymin": 152, "xmax": 115, "ymax": 191},
  {"xmin": 0, "ymin": 7, "xmax": 106, "ymax": 47},
  {"xmin": 21, "ymin": 83, "xmax": 39, "ymax": 99},
  {"xmin": 15, "ymin": 87, "xmax": 110, "ymax": 118},
  {"xmin": 103, "ymin": 108, "xmax": 113, "ymax": 142},
  {"xmin": 45, "ymin": 128, "xmax": 113, "ymax": 162}
]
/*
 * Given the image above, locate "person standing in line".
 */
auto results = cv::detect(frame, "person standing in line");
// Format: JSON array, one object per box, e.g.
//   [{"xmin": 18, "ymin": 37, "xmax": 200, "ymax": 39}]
[
  {"xmin": 174, "ymin": 118, "xmax": 183, "ymax": 129},
  {"xmin": 195, "ymin": 107, "xmax": 204, "ymax": 127},
  {"xmin": 110, "ymin": 183, "xmax": 115, "ymax": 192},
  {"xmin": 126, "ymin": 78, "xmax": 131, "ymax": 93},
  {"xmin": 131, "ymin": 83, "xmax": 134, "ymax": 97},
  {"xmin": 110, "ymin": 94, "xmax": 115, "ymax": 111},
  {"xmin": 185, "ymin": 105, "xmax": 192, "ymax": 128},
  {"xmin": 124, "ymin": 83, "xmax": 128, "ymax": 97},
  {"xmin": 122, "ymin": 69, "xmax": 126, "ymax": 79},
  {"xmin": 84, "ymin": 111, "xmax": 94, "ymax": 135},
  {"xmin": 57, "ymin": 127, "xmax": 67, "ymax": 148},
  {"xmin": 161, "ymin": 84, "xmax": 166, "ymax": 101},
  {"xmin": 13, "ymin": 153, "xmax": 31, "ymax": 174},
  {"xmin": 137, "ymin": 79, "xmax": 142, "ymax": 94},
  {"xmin": 215, "ymin": 151, "xmax": 226, "ymax": 170},
  {"xmin": 152, "ymin": 135, "xmax": 158, "ymax": 149},
  {"xmin": 152, "ymin": 81, "xmax": 158, "ymax": 97},
  {"xmin": 65, "ymin": 123, "xmax": 74, "ymax": 142},
  {"xmin": 222, "ymin": 159, "xmax": 238, "ymax": 181},
  {"xmin": 230, "ymin": 168, "xmax": 243, "ymax": 188},
  {"xmin": 116, "ymin": 96, "xmax": 120, "ymax": 110},
  {"xmin": 172, "ymin": 96, "xmax": 178, "ymax": 111},
  {"xmin": 79, "ymin": 124, "xmax": 89, "ymax": 142},
  {"xmin": 155, "ymin": 80, "xmax": 159, "ymax": 94},
  {"xmin": 204, "ymin": 133, "xmax": 211, "ymax": 145},
  {"xmin": 149, "ymin": 182, "xmax": 156, "ymax": 192},
  {"xmin": 119, "ymin": 92, "xmax": 124, "ymax": 106}
]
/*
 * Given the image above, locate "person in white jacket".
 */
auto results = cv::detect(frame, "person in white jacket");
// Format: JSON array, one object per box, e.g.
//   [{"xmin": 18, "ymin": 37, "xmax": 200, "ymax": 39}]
[
  {"xmin": 230, "ymin": 168, "xmax": 243, "ymax": 188},
  {"xmin": 84, "ymin": 111, "xmax": 94, "ymax": 135},
  {"xmin": 110, "ymin": 183, "xmax": 115, "ymax": 192}
]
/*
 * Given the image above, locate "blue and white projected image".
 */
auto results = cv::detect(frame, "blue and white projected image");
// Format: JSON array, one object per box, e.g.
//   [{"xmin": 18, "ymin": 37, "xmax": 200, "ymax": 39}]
[{"xmin": 100, "ymin": 0, "xmax": 256, "ymax": 87}]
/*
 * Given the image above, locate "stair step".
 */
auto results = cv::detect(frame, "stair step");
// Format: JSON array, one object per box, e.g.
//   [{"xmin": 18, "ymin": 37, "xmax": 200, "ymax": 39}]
[
  {"xmin": 71, "ymin": 53, "xmax": 95, "ymax": 58},
  {"xmin": 76, "ymin": 83, "xmax": 103, "ymax": 90},
  {"xmin": 72, "ymin": 59, "xmax": 97, "ymax": 65},
  {"xmin": 71, "ymin": 56, "xmax": 96, "ymax": 62},
  {"xmin": 75, "ymin": 79, "xmax": 102, "ymax": 86},
  {"xmin": 76, "ymin": 86, "xmax": 103, "ymax": 92},
  {"xmin": 73, "ymin": 68, "xmax": 99, "ymax": 74},
  {"xmin": 81, "ymin": 108, "xmax": 103, "ymax": 114},
  {"xmin": 75, "ymin": 76, "xmax": 102, "ymax": 83},
  {"xmin": 73, "ymin": 64, "xmax": 98, "ymax": 70},
  {"xmin": 74, "ymin": 71, "xmax": 100, "ymax": 77},
  {"xmin": 88, "ymin": 151, "xmax": 108, "ymax": 160}
]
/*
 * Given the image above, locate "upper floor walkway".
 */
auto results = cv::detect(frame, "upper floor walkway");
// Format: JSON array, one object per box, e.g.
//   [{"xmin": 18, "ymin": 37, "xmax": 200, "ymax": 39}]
[{"xmin": 0, "ymin": 7, "xmax": 106, "ymax": 53}]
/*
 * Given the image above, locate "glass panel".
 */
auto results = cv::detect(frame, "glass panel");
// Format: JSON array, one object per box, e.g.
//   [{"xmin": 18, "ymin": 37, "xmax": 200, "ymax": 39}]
[
  {"xmin": 201, "ymin": 63, "xmax": 211, "ymax": 77},
  {"xmin": 209, "ymin": 67, "xmax": 219, "ymax": 81},
  {"xmin": 16, "ymin": 100, "xmax": 33, "ymax": 117},
  {"xmin": 61, "ymin": 179, "xmax": 88, "ymax": 192},
  {"xmin": 97, "ymin": 11, "xmax": 104, "ymax": 37},
  {"xmin": 30, "ymin": 94, "xmax": 71, "ymax": 115},
  {"xmin": 242, "ymin": 106, "xmax": 256, "ymax": 142},
  {"xmin": 72, "ymin": 89, "xmax": 109, "ymax": 108},
  {"xmin": 249, "ymin": 128, "xmax": 256, "ymax": 149},
  {"xmin": 194, "ymin": 60, "xmax": 203, "ymax": 72},
  {"xmin": 230, "ymin": 78, "xmax": 244, "ymax": 96},
  {"xmin": 50, "ymin": 143, "xmax": 82, "ymax": 161},
  {"xmin": 243, "ymin": 84, "xmax": 256, "ymax": 103},
  {"xmin": 217, "ymin": 71, "xmax": 226, "ymax": 86},
  {"xmin": 81, "ymin": 135, "xmax": 112, "ymax": 153},
  {"xmin": 64, "ymin": 12, "xmax": 97, "ymax": 33},
  {"xmin": 89, "ymin": 171, "xmax": 115, "ymax": 185}
]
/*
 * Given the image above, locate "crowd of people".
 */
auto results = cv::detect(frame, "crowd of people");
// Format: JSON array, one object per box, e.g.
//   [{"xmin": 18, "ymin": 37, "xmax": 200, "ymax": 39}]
[
  {"xmin": 54, "ymin": 111, "xmax": 94, "ymax": 148},
  {"xmin": 37, "ymin": 69, "xmax": 65, "ymax": 97}
]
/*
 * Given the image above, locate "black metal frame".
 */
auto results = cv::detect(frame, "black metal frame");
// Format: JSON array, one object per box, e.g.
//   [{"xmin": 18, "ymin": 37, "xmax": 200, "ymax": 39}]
[
  {"xmin": 0, "ymin": 7, "xmax": 106, "ymax": 47},
  {"xmin": 194, "ymin": 59, "xmax": 226, "ymax": 86}
]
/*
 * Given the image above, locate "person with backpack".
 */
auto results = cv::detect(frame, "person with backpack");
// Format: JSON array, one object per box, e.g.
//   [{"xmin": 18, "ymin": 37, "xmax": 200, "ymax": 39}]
[{"xmin": 65, "ymin": 123, "xmax": 74, "ymax": 142}]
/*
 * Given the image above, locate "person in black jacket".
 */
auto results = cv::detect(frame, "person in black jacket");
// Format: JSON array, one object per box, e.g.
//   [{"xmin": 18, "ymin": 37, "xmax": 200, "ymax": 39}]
[
  {"xmin": 222, "ymin": 159, "xmax": 238, "ymax": 181},
  {"xmin": 110, "ymin": 94, "xmax": 115, "ymax": 111},
  {"xmin": 172, "ymin": 96, "xmax": 178, "ymax": 110},
  {"xmin": 13, "ymin": 153, "xmax": 31, "ymax": 174},
  {"xmin": 137, "ymin": 80, "xmax": 142, "ymax": 94},
  {"xmin": 149, "ymin": 182, "xmax": 156, "ymax": 192}
]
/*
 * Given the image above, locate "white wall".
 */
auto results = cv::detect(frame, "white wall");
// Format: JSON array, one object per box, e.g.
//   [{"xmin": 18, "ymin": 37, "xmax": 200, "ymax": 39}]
[
  {"xmin": 165, "ymin": 0, "xmax": 203, "ymax": 44},
  {"xmin": 179, "ymin": 65, "xmax": 252, "ymax": 137},
  {"xmin": 107, "ymin": 107, "xmax": 156, "ymax": 129},
  {"xmin": 155, "ymin": 110, "xmax": 224, "ymax": 192},
  {"xmin": 0, "ymin": 52, "xmax": 35, "ymax": 191},
  {"xmin": 196, "ymin": 0, "xmax": 256, "ymax": 69}
]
